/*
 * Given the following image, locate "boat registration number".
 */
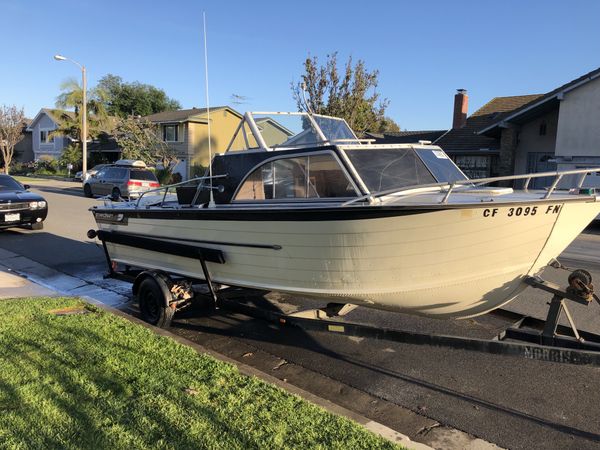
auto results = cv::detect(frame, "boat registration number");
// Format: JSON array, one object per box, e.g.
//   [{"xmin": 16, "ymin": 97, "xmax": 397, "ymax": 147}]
[
  {"xmin": 483, "ymin": 205, "xmax": 562, "ymax": 218},
  {"xmin": 4, "ymin": 213, "xmax": 20, "ymax": 222}
]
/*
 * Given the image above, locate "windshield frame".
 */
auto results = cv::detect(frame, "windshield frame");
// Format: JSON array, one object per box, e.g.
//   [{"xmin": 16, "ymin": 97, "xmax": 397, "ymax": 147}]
[
  {"xmin": 340, "ymin": 145, "xmax": 469, "ymax": 195},
  {"xmin": 226, "ymin": 112, "xmax": 361, "ymax": 152}
]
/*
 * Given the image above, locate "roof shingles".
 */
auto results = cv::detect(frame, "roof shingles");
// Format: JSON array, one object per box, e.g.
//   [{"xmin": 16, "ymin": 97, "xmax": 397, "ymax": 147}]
[
  {"xmin": 372, "ymin": 94, "xmax": 543, "ymax": 152},
  {"xmin": 435, "ymin": 94, "xmax": 543, "ymax": 152},
  {"xmin": 480, "ymin": 66, "xmax": 600, "ymax": 133}
]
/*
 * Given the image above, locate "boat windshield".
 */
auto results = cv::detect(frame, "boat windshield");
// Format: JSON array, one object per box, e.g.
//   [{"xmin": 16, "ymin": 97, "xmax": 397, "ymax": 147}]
[
  {"xmin": 344, "ymin": 147, "xmax": 468, "ymax": 193},
  {"xmin": 228, "ymin": 112, "xmax": 360, "ymax": 151}
]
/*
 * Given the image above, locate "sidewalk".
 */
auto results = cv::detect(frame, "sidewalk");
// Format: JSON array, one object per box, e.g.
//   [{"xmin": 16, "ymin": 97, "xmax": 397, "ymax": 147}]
[
  {"xmin": 0, "ymin": 268, "xmax": 58, "ymax": 299},
  {"xmin": 0, "ymin": 248, "xmax": 128, "ymax": 307}
]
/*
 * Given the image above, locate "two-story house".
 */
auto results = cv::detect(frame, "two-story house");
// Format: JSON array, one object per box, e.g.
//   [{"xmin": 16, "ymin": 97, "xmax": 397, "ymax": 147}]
[
  {"xmin": 26, "ymin": 109, "xmax": 73, "ymax": 160},
  {"xmin": 144, "ymin": 106, "xmax": 241, "ymax": 179},
  {"xmin": 478, "ymin": 67, "xmax": 600, "ymax": 187}
]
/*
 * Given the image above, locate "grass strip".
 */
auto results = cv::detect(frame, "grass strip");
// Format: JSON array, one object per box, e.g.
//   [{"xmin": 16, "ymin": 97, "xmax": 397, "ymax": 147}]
[{"xmin": 0, "ymin": 297, "xmax": 402, "ymax": 450}]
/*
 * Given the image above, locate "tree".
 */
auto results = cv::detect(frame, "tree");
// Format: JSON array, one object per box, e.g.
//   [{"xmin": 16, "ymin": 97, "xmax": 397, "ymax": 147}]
[
  {"xmin": 0, "ymin": 105, "xmax": 26, "ymax": 174},
  {"xmin": 58, "ymin": 143, "xmax": 83, "ymax": 169},
  {"xmin": 376, "ymin": 116, "xmax": 401, "ymax": 133},
  {"xmin": 292, "ymin": 53, "xmax": 400, "ymax": 135},
  {"xmin": 98, "ymin": 74, "xmax": 181, "ymax": 118},
  {"xmin": 53, "ymin": 77, "xmax": 113, "ymax": 143},
  {"xmin": 113, "ymin": 117, "xmax": 178, "ymax": 175}
]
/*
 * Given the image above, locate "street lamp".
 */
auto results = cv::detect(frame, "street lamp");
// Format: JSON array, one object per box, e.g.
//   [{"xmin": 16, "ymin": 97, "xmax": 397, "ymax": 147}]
[{"xmin": 54, "ymin": 54, "xmax": 87, "ymax": 177}]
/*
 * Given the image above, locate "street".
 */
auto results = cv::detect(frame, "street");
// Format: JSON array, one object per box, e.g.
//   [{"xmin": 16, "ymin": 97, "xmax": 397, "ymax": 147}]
[{"xmin": 2, "ymin": 178, "xmax": 600, "ymax": 450}]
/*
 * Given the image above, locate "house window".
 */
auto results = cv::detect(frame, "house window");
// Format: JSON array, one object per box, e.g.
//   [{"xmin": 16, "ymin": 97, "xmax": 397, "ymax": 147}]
[
  {"xmin": 539, "ymin": 121, "xmax": 547, "ymax": 136},
  {"xmin": 40, "ymin": 130, "xmax": 54, "ymax": 144},
  {"xmin": 163, "ymin": 125, "xmax": 178, "ymax": 142},
  {"xmin": 453, "ymin": 155, "xmax": 492, "ymax": 179}
]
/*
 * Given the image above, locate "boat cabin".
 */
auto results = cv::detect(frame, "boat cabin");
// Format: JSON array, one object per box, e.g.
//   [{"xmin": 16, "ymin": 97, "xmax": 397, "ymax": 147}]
[{"xmin": 187, "ymin": 112, "xmax": 468, "ymax": 205}]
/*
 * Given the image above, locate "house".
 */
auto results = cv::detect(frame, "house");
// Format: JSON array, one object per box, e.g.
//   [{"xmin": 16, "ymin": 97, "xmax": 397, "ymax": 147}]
[
  {"xmin": 436, "ymin": 91, "xmax": 543, "ymax": 180},
  {"xmin": 478, "ymin": 67, "xmax": 600, "ymax": 187},
  {"xmin": 374, "ymin": 66, "xmax": 600, "ymax": 187},
  {"xmin": 370, "ymin": 90, "xmax": 542, "ymax": 179},
  {"xmin": 144, "ymin": 106, "xmax": 294, "ymax": 179},
  {"xmin": 26, "ymin": 109, "xmax": 73, "ymax": 160},
  {"xmin": 26, "ymin": 108, "xmax": 122, "ymax": 163},
  {"xmin": 144, "ymin": 106, "xmax": 239, "ymax": 179},
  {"xmin": 87, "ymin": 133, "xmax": 122, "ymax": 162}
]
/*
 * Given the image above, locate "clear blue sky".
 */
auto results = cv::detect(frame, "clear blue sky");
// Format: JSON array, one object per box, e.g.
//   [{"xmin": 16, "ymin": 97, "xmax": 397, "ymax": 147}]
[{"xmin": 2, "ymin": 0, "xmax": 600, "ymax": 130}]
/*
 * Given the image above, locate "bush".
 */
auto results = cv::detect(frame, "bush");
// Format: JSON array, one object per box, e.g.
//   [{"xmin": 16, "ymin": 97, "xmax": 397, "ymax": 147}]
[
  {"xmin": 190, "ymin": 164, "xmax": 207, "ymax": 178},
  {"xmin": 10, "ymin": 161, "xmax": 36, "ymax": 175},
  {"xmin": 152, "ymin": 168, "xmax": 183, "ymax": 185},
  {"xmin": 37, "ymin": 155, "xmax": 59, "ymax": 174},
  {"xmin": 154, "ymin": 168, "xmax": 172, "ymax": 185},
  {"xmin": 59, "ymin": 144, "xmax": 82, "ymax": 171}
]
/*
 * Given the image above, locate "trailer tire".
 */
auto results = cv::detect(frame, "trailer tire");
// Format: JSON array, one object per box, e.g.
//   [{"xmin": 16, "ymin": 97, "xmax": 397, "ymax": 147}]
[{"xmin": 138, "ymin": 277, "xmax": 175, "ymax": 328}]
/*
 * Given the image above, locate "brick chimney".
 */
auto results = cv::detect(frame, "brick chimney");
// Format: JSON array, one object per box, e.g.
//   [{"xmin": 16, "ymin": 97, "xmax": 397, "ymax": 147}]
[{"xmin": 452, "ymin": 89, "xmax": 468, "ymax": 129}]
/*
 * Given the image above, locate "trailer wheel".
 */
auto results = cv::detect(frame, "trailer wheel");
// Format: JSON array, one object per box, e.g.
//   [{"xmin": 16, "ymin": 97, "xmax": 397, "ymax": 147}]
[
  {"xmin": 138, "ymin": 277, "xmax": 174, "ymax": 328},
  {"xmin": 568, "ymin": 269, "xmax": 592, "ymax": 288}
]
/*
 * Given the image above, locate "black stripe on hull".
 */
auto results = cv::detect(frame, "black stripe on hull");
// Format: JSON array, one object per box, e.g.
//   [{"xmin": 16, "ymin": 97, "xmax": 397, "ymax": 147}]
[
  {"xmin": 102, "ymin": 230, "xmax": 282, "ymax": 251},
  {"xmin": 98, "ymin": 230, "xmax": 226, "ymax": 264}
]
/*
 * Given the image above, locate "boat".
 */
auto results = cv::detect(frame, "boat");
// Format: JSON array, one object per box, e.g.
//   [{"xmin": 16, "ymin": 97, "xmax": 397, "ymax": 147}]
[{"xmin": 90, "ymin": 111, "xmax": 600, "ymax": 319}]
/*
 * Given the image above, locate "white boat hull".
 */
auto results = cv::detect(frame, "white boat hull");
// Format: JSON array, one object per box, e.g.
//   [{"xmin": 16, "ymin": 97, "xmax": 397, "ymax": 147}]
[{"xmin": 95, "ymin": 199, "xmax": 600, "ymax": 318}]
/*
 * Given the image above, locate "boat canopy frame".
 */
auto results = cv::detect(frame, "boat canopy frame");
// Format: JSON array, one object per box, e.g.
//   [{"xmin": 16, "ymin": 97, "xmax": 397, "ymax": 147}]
[{"xmin": 225, "ymin": 111, "xmax": 366, "ymax": 152}]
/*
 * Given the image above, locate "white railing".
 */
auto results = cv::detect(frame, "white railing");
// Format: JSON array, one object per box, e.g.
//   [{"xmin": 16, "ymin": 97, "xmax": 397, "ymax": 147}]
[
  {"xmin": 343, "ymin": 167, "xmax": 600, "ymax": 206},
  {"xmin": 133, "ymin": 174, "xmax": 227, "ymax": 208}
]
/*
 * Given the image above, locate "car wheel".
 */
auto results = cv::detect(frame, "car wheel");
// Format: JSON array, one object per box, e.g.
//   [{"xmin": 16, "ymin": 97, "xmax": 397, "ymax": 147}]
[
  {"xmin": 111, "ymin": 187, "xmax": 121, "ymax": 201},
  {"xmin": 30, "ymin": 222, "xmax": 43, "ymax": 230},
  {"xmin": 83, "ymin": 184, "xmax": 93, "ymax": 198}
]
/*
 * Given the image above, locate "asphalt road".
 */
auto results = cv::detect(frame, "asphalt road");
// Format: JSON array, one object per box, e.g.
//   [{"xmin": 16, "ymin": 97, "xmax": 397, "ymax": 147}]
[{"xmin": 3, "ymin": 178, "xmax": 600, "ymax": 450}]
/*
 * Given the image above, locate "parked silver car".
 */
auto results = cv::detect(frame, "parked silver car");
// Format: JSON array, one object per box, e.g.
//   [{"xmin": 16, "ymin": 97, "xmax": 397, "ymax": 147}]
[
  {"xmin": 76, "ymin": 164, "xmax": 111, "ymax": 182},
  {"xmin": 83, "ymin": 160, "xmax": 160, "ymax": 200}
]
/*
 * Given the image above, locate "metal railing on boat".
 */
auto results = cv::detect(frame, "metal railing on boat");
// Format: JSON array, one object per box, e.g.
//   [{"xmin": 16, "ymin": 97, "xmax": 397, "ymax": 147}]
[
  {"xmin": 343, "ymin": 167, "xmax": 600, "ymax": 206},
  {"xmin": 133, "ymin": 174, "xmax": 228, "ymax": 208}
]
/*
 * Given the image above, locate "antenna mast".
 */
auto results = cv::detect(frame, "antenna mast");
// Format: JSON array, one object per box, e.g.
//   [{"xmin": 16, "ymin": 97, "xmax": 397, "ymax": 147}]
[{"xmin": 203, "ymin": 11, "xmax": 215, "ymax": 208}]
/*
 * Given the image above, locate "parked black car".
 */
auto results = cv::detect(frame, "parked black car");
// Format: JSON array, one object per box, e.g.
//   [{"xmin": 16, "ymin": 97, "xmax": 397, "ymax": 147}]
[{"xmin": 0, "ymin": 175, "xmax": 48, "ymax": 230}]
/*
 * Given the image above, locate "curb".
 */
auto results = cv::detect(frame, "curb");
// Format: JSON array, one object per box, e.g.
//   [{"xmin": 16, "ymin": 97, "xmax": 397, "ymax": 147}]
[{"xmin": 17, "ymin": 175, "xmax": 77, "ymax": 182}]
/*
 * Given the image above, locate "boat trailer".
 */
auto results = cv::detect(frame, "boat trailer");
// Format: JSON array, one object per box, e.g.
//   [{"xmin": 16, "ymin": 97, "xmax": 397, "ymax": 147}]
[{"xmin": 91, "ymin": 229, "xmax": 600, "ymax": 367}]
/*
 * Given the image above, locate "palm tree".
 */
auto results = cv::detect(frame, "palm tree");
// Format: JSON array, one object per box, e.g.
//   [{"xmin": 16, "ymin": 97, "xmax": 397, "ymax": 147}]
[{"xmin": 52, "ymin": 78, "xmax": 113, "ymax": 144}]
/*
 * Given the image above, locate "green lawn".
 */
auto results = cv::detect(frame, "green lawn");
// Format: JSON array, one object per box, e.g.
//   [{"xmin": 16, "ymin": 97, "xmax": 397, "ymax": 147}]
[{"xmin": 0, "ymin": 297, "xmax": 402, "ymax": 450}]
